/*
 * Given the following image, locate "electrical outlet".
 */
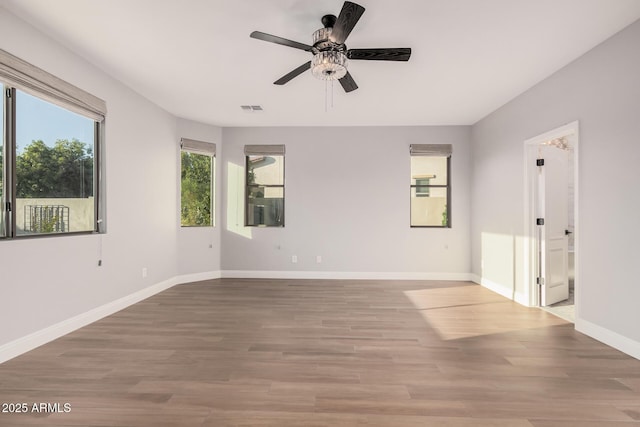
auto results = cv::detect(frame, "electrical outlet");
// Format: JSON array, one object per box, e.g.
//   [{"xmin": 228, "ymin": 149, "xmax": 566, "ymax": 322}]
[
  {"xmin": 142, "ymin": 267, "xmax": 148, "ymax": 278},
  {"xmin": 291, "ymin": 255, "xmax": 298, "ymax": 263},
  {"xmin": 316, "ymin": 255, "xmax": 322, "ymax": 263}
]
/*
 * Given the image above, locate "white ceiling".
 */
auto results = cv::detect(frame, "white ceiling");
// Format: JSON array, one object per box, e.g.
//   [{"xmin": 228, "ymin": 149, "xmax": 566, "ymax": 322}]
[{"xmin": 2, "ymin": 0, "xmax": 640, "ymax": 127}]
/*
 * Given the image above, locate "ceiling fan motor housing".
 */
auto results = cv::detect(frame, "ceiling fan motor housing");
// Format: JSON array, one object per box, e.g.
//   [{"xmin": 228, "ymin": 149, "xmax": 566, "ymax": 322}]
[
  {"xmin": 312, "ymin": 27, "xmax": 346, "ymax": 53},
  {"xmin": 321, "ymin": 14, "xmax": 337, "ymax": 28}
]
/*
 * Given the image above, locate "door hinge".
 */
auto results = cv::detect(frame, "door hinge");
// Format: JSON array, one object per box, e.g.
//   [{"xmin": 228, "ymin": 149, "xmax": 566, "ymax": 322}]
[
  {"xmin": 5, "ymin": 88, "xmax": 11, "ymax": 98},
  {"xmin": 5, "ymin": 201, "xmax": 10, "ymax": 212},
  {"xmin": 536, "ymin": 218, "xmax": 544, "ymax": 226},
  {"xmin": 536, "ymin": 158, "xmax": 544, "ymax": 166}
]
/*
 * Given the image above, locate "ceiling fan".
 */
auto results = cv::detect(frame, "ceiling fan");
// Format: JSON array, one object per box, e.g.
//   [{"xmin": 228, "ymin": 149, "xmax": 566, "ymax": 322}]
[{"xmin": 250, "ymin": 1, "xmax": 411, "ymax": 93}]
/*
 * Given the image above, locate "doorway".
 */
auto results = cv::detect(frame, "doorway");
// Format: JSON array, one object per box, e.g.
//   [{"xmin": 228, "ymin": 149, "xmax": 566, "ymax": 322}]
[{"xmin": 524, "ymin": 121, "xmax": 579, "ymax": 323}]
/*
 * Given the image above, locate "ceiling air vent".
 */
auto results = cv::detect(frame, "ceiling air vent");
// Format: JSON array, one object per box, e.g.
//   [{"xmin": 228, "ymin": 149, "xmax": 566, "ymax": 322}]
[{"xmin": 241, "ymin": 105, "xmax": 263, "ymax": 112}]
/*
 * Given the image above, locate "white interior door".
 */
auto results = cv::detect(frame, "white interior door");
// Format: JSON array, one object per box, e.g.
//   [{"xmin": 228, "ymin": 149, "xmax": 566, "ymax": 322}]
[{"xmin": 539, "ymin": 145, "xmax": 569, "ymax": 306}]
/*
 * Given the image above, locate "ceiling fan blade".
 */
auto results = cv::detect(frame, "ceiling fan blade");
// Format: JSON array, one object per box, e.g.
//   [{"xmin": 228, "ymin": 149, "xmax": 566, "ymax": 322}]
[
  {"xmin": 274, "ymin": 61, "xmax": 312, "ymax": 85},
  {"xmin": 250, "ymin": 31, "xmax": 312, "ymax": 52},
  {"xmin": 330, "ymin": 2, "xmax": 366, "ymax": 44},
  {"xmin": 347, "ymin": 48, "xmax": 411, "ymax": 61},
  {"xmin": 339, "ymin": 72, "xmax": 358, "ymax": 93}
]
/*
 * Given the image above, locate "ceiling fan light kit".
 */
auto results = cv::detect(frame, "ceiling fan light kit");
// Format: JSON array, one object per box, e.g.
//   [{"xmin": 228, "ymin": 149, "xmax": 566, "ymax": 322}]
[
  {"xmin": 311, "ymin": 51, "xmax": 348, "ymax": 80},
  {"xmin": 250, "ymin": 1, "xmax": 411, "ymax": 93},
  {"xmin": 310, "ymin": 26, "xmax": 347, "ymax": 80}
]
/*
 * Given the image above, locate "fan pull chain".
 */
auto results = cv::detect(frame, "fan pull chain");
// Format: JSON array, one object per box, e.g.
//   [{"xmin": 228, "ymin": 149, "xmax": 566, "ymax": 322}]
[
  {"xmin": 324, "ymin": 80, "xmax": 337, "ymax": 112},
  {"xmin": 331, "ymin": 80, "xmax": 334, "ymax": 108},
  {"xmin": 325, "ymin": 80, "xmax": 328, "ymax": 112}
]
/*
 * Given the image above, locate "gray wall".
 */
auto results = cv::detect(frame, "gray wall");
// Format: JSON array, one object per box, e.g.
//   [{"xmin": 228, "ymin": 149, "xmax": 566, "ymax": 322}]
[
  {"xmin": 176, "ymin": 118, "xmax": 222, "ymax": 276},
  {"xmin": 221, "ymin": 126, "xmax": 471, "ymax": 276},
  {"xmin": 471, "ymin": 20, "xmax": 640, "ymax": 344},
  {"xmin": 0, "ymin": 8, "xmax": 179, "ymax": 347}
]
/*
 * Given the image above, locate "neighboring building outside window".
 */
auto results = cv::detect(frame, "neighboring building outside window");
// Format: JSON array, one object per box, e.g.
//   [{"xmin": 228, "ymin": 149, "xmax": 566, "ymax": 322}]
[
  {"xmin": 245, "ymin": 145, "xmax": 285, "ymax": 227},
  {"xmin": 410, "ymin": 144, "xmax": 452, "ymax": 227},
  {"xmin": 180, "ymin": 138, "xmax": 216, "ymax": 227}
]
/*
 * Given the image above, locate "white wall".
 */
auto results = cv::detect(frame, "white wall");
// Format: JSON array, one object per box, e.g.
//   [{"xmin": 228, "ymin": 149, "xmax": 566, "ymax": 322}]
[
  {"xmin": 471, "ymin": 20, "xmax": 640, "ymax": 352},
  {"xmin": 0, "ymin": 8, "xmax": 179, "ymax": 348},
  {"xmin": 221, "ymin": 126, "xmax": 471, "ymax": 278},
  {"xmin": 176, "ymin": 118, "xmax": 222, "ymax": 276}
]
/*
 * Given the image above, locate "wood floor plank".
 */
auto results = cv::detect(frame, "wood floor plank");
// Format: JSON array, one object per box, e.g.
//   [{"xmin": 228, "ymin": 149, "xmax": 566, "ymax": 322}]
[{"xmin": 1, "ymin": 278, "xmax": 639, "ymax": 426}]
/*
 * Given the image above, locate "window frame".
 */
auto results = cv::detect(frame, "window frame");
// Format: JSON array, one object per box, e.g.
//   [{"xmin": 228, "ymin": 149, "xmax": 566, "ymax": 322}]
[
  {"xmin": 1, "ymin": 85, "xmax": 104, "ymax": 239},
  {"xmin": 410, "ymin": 146, "xmax": 451, "ymax": 228},
  {"xmin": 1, "ymin": 46, "xmax": 107, "ymax": 239},
  {"xmin": 179, "ymin": 147, "xmax": 215, "ymax": 228},
  {"xmin": 414, "ymin": 176, "xmax": 433, "ymax": 197},
  {"xmin": 244, "ymin": 153, "xmax": 285, "ymax": 227}
]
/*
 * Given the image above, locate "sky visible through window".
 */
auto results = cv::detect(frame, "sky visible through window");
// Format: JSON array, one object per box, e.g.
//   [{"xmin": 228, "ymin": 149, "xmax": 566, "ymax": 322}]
[{"xmin": 16, "ymin": 90, "xmax": 94, "ymax": 153}]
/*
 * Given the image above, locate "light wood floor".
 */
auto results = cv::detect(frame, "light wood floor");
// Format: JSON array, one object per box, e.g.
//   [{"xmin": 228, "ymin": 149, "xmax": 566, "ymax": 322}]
[{"xmin": 1, "ymin": 279, "xmax": 639, "ymax": 426}]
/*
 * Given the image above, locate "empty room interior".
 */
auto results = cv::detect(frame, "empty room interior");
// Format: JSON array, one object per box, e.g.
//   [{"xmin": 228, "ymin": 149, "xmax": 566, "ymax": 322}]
[{"xmin": 1, "ymin": 1, "xmax": 640, "ymax": 426}]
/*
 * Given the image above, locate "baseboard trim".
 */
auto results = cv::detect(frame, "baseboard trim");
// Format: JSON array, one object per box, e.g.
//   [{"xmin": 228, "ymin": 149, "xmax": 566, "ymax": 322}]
[
  {"xmin": 0, "ymin": 269, "xmax": 473, "ymax": 364},
  {"xmin": 176, "ymin": 270, "xmax": 222, "ymax": 284},
  {"xmin": 5, "ymin": 270, "xmax": 638, "ymax": 365},
  {"xmin": 472, "ymin": 275, "xmax": 640, "ymax": 361},
  {"xmin": 576, "ymin": 317, "xmax": 640, "ymax": 361},
  {"xmin": 0, "ymin": 277, "xmax": 178, "ymax": 364},
  {"xmin": 471, "ymin": 274, "xmax": 528, "ymax": 306},
  {"xmin": 222, "ymin": 270, "xmax": 473, "ymax": 281}
]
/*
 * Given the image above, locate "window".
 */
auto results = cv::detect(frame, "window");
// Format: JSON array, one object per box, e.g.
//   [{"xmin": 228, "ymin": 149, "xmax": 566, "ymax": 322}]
[
  {"xmin": 1, "ymin": 85, "xmax": 5, "ymax": 238},
  {"xmin": 414, "ymin": 177, "xmax": 433, "ymax": 197},
  {"xmin": 180, "ymin": 138, "xmax": 215, "ymax": 227},
  {"xmin": 410, "ymin": 144, "xmax": 452, "ymax": 227},
  {"xmin": 245, "ymin": 145, "xmax": 285, "ymax": 227},
  {"xmin": 1, "ymin": 49, "xmax": 106, "ymax": 238}
]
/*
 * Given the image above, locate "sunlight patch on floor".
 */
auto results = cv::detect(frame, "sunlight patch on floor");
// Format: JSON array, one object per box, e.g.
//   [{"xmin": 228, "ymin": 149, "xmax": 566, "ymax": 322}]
[{"xmin": 404, "ymin": 284, "xmax": 568, "ymax": 340}]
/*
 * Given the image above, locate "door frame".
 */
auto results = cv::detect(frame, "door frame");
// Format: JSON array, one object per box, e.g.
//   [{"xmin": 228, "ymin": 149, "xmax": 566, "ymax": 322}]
[{"xmin": 523, "ymin": 121, "xmax": 579, "ymax": 313}]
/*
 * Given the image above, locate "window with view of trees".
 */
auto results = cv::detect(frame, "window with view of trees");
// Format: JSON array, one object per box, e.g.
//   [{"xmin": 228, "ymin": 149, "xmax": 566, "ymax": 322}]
[
  {"xmin": 245, "ymin": 145, "xmax": 285, "ymax": 227},
  {"xmin": 15, "ymin": 91, "xmax": 96, "ymax": 236},
  {"xmin": 1, "ymin": 49, "xmax": 106, "ymax": 239},
  {"xmin": 180, "ymin": 138, "xmax": 215, "ymax": 227},
  {"xmin": 410, "ymin": 144, "xmax": 452, "ymax": 227}
]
